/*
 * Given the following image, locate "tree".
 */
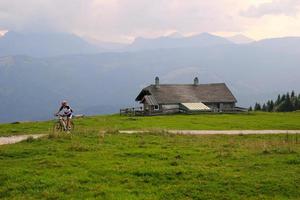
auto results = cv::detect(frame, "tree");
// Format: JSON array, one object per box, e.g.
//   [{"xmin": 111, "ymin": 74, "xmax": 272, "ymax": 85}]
[
  {"xmin": 295, "ymin": 98, "xmax": 300, "ymax": 110},
  {"xmin": 262, "ymin": 103, "xmax": 267, "ymax": 111},
  {"xmin": 249, "ymin": 106, "xmax": 253, "ymax": 111},
  {"xmin": 254, "ymin": 103, "xmax": 261, "ymax": 111},
  {"xmin": 255, "ymin": 91, "xmax": 299, "ymax": 113},
  {"xmin": 285, "ymin": 93, "xmax": 293, "ymax": 111},
  {"xmin": 291, "ymin": 90, "xmax": 295, "ymax": 98},
  {"xmin": 267, "ymin": 100, "xmax": 274, "ymax": 112},
  {"xmin": 276, "ymin": 94, "xmax": 281, "ymax": 106},
  {"xmin": 281, "ymin": 94, "xmax": 286, "ymax": 102}
]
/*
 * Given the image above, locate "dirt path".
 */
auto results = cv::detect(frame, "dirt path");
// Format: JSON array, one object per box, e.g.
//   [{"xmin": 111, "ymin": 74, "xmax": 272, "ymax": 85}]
[
  {"xmin": 1, "ymin": 130, "xmax": 300, "ymax": 146},
  {"xmin": 0, "ymin": 134, "xmax": 46, "ymax": 145},
  {"xmin": 119, "ymin": 130, "xmax": 300, "ymax": 135}
]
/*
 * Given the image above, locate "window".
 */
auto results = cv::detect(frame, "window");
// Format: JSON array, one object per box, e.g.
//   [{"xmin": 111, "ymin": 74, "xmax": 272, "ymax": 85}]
[{"xmin": 154, "ymin": 105, "xmax": 159, "ymax": 110}]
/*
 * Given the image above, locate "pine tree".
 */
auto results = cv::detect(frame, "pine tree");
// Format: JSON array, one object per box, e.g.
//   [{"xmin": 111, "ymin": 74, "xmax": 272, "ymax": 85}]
[
  {"xmin": 276, "ymin": 94, "xmax": 281, "ymax": 106},
  {"xmin": 286, "ymin": 93, "xmax": 293, "ymax": 111},
  {"xmin": 295, "ymin": 98, "xmax": 300, "ymax": 110},
  {"xmin": 255, "ymin": 91, "xmax": 300, "ymax": 112},
  {"xmin": 266, "ymin": 100, "xmax": 271, "ymax": 112},
  {"xmin": 254, "ymin": 103, "xmax": 261, "ymax": 111},
  {"xmin": 281, "ymin": 94, "xmax": 286, "ymax": 102},
  {"xmin": 262, "ymin": 103, "xmax": 267, "ymax": 111},
  {"xmin": 249, "ymin": 106, "xmax": 253, "ymax": 111},
  {"xmin": 291, "ymin": 90, "xmax": 295, "ymax": 98},
  {"xmin": 269, "ymin": 100, "xmax": 274, "ymax": 112}
]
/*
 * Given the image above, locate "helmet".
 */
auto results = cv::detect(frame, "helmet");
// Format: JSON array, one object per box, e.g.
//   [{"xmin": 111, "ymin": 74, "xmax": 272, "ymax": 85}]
[{"xmin": 61, "ymin": 100, "xmax": 68, "ymax": 106}]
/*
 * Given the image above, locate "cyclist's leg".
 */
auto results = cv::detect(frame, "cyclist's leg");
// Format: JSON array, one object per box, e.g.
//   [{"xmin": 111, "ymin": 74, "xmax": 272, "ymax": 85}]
[
  {"xmin": 66, "ymin": 114, "xmax": 72, "ymax": 130},
  {"xmin": 60, "ymin": 116, "xmax": 67, "ymax": 131}
]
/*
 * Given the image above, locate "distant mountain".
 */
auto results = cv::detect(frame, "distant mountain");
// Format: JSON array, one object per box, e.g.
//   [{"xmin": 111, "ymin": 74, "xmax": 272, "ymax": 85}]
[
  {"xmin": 251, "ymin": 37, "xmax": 300, "ymax": 54},
  {"xmin": 83, "ymin": 37, "xmax": 128, "ymax": 51},
  {"xmin": 0, "ymin": 31, "xmax": 100, "ymax": 57},
  {"xmin": 1, "ymin": 32, "xmax": 300, "ymax": 122},
  {"xmin": 227, "ymin": 34, "xmax": 254, "ymax": 44},
  {"xmin": 166, "ymin": 32, "xmax": 184, "ymax": 38},
  {"xmin": 128, "ymin": 32, "xmax": 233, "ymax": 51},
  {"xmin": 1, "ymin": 35, "xmax": 300, "ymax": 122}
]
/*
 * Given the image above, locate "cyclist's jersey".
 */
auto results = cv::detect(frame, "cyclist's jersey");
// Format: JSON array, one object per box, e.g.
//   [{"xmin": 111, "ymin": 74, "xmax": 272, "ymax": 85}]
[{"xmin": 59, "ymin": 105, "xmax": 73, "ymax": 116}]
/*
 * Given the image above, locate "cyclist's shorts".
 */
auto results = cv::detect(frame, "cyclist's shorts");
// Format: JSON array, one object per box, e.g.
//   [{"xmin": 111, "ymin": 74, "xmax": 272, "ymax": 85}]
[{"xmin": 62, "ymin": 113, "xmax": 72, "ymax": 119}]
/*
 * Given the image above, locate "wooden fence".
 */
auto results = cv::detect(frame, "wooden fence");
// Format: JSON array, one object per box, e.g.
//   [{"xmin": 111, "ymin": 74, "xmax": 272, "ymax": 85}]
[{"xmin": 120, "ymin": 106, "xmax": 248, "ymax": 116}]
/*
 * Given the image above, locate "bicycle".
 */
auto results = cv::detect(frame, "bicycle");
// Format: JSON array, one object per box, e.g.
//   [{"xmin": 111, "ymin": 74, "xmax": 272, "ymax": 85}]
[{"xmin": 53, "ymin": 114, "xmax": 74, "ymax": 133}]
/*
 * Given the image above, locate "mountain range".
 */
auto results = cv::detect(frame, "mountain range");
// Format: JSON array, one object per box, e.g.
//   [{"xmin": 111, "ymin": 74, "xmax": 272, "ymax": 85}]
[
  {"xmin": 0, "ymin": 31, "xmax": 254, "ymax": 57},
  {"xmin": 0, "ymin": 31, "xmax": 299, "ymax": 122}
]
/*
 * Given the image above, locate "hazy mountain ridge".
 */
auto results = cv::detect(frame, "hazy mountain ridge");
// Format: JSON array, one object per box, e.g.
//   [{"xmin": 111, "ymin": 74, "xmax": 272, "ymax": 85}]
[
  {"xmin": 0, "ymin": 31, "xmax": 101, "ymax": 57},
  {"xmin": 1, "ymin": 31, "xmax": 300, "ymax": 122},
  {"xmin": 1, "ymin": 35, "xmax": 300, "ymax": 122},
  {"xmin": 0, "ymin": 31, "xmax": 236, "ymax": 56},
  {"xmin": 226, "ymin": 34, "xmax": 254, "ymax": 44},
  {"xmin": 128, "ymin": 33, "xmax": 233, "ymax": 51}
]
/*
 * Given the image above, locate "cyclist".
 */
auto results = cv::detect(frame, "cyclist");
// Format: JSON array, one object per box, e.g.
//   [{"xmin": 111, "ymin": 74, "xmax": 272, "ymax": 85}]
[{"xmin": 55, "ymin": 100, "xmax": 73, "ymax": 131}]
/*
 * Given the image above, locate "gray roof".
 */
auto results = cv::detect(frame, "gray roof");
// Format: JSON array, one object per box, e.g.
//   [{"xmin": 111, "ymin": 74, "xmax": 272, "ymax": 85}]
[
  {"xmin": 136, "ymin": 83, "xmax": 237, "ymax": 104},
  {"xmin": 142, "ymin": 95, "xmax": 158, "ymax": 105}
]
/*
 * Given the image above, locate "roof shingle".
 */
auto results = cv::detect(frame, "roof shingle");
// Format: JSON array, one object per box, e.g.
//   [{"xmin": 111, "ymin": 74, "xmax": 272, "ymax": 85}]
[{"xmin": 136, "ymin": 83, "xmax": 237, "ymax": 104}]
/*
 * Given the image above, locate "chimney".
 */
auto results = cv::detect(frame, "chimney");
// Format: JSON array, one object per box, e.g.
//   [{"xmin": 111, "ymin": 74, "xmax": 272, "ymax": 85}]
[
  {"xmin": 194, "ymin": 77, "xmax": 199, "ymax": 85},
  {"xmin": 155, "ymin": 76, "xmax": 160, "ymax": 88}
]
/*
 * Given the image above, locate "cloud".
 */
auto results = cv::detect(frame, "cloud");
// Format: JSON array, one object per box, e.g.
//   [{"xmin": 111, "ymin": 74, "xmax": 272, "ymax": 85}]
[
  {"xmin": 0, "ymin": 0, "xmax": 300, "ymax": 42},
  {"xmin": 0, "ymin": 0, "xmax": 246, "ymax": 42},
  {"xmin": 241, "ymin": 0, "xmax": 300, "ymax": 17}
]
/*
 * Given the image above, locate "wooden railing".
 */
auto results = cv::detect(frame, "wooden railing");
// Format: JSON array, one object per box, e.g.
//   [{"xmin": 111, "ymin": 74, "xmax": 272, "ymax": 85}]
[{"xmin": 120, "ymin": 107, "xmax": 143, "ymax": 116}]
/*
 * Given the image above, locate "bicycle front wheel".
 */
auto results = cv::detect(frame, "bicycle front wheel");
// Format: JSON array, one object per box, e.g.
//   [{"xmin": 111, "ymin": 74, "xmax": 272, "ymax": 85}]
[{"xmin": 53, "ymin": 122, "xmax": 63, "ymax": 133}]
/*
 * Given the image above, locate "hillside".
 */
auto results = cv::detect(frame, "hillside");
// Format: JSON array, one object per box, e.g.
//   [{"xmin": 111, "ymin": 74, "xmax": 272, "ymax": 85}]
[
  {"xmin": 1, "ymin": 112, "xmax": 300, "ymax": 136},
  {"xmin": 0, "ymin": 113, "xmax": 300, "ymax": 199}
]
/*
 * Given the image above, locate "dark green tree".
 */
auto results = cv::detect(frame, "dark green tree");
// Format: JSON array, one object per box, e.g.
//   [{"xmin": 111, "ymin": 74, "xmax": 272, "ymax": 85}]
[
  {"xmin": 281, "ymin": 94, "xmax": 286, "ymax": 102},
  {"xmin": 267, "ymin": 100, "xmax": 274, "ymax": 112},
  {"xmin": 262, "ymin": 103, "xmax": 267, "ymax": 111},
  {"xmin": 286, "ymin": 93, "xmax": 293, "ymax": 111},
  {"xmin": 255, "ymin": 91, "xmax": 300, "ymax": 112},
  {"xmin": 291, "ymin": 90, "xmax": 295, "ymax": 98},
  {"xmin": 254, "ymin": 103, "xmax": 261, "ymax": 111},
  {"xmin": 295, "ymin": 98, "xmax": 300, "ymax": 110},
  {"xmin": 249, "ymin": 106, "xmax": 253, "ymax": 111},
  {"xmin": 275, "ymin": 94, "xmax": 281, "ymax": 106}
]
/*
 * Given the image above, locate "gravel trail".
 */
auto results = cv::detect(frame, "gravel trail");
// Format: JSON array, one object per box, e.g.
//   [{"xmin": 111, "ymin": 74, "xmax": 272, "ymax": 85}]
[
  {"xmin": 119, "ymin": 130, "xmax": 300, "ymax": 135},
  {"xmin": 0, "ymin": 134, "xmax": 46, "ymax": 145}
]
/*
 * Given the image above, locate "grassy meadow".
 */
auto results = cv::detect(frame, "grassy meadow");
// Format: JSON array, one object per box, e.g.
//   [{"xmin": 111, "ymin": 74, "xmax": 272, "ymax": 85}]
[
  {"xmin": 0, "ymin": 112, "xmax": 300, "ymax": 199},
  {"xmin": 0, "ymin": 131, "xmax": 300, "ymax": 199},
  {"xmin": 1, "ymin": 112, "xmax": 300, "ymax": 136}
]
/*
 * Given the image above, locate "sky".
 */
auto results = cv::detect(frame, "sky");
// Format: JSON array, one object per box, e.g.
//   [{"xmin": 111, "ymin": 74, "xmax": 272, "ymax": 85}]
[{"xmin": 0, "ymin": 0, "xmax": 300, "ymax": 43}]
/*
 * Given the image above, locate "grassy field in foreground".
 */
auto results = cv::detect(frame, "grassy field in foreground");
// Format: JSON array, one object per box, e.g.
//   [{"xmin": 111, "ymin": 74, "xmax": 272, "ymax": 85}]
[
  {"xmin": 1, "ymin": 112, "xmax": 300, "ymax": 136},
  {"xmin": 0, "ymin": 132, "xmax": 299, "ymax": 199}
]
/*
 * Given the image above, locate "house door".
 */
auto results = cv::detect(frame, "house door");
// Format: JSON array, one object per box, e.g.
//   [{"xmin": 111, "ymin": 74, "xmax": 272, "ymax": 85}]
[{"xmin": 217, "ymin": 103, "xmax": 223, "ymax": 111}]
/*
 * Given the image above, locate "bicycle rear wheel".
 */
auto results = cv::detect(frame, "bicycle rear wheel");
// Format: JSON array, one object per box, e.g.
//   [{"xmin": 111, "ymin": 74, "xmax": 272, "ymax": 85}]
[{"xmin": 68, "ymin": 121, "xmax": 75, "ymax": 131}]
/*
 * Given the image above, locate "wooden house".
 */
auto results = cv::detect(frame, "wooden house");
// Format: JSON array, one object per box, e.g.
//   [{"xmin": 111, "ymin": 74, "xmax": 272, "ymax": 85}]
[{"xmin": 135, "ymin": 77, "xmax": 240, "ymax": 115}]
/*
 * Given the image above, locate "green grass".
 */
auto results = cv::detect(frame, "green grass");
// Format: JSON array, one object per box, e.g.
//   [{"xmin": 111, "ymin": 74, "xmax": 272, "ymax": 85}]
[
  {"xmin": 0, "ymin": 131, "xmax": 299, "ymax": 199},
  {"xmin": 1, "ymin": 112, "xmax": 300, "ymax": 136}
]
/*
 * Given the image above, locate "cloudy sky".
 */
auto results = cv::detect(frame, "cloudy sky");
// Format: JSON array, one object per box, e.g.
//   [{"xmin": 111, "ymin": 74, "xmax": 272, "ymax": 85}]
[{"xmin": 0, "ymin": 0, "xmax": 300, "ymax": 42}]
